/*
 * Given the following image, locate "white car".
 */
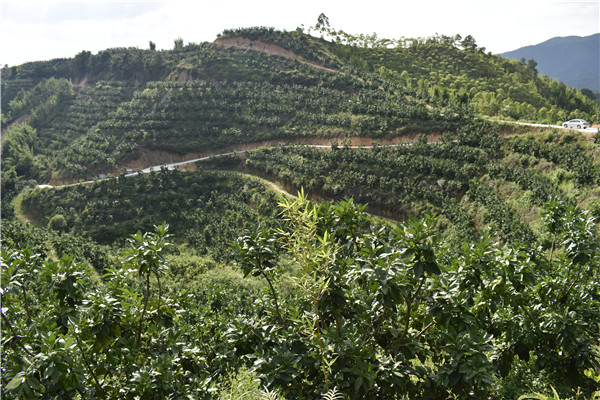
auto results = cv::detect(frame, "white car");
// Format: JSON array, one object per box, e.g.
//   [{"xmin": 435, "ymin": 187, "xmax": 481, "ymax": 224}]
[{"xmin": 563, "ymin": 119, "xmax": 590, "ymax": 129}]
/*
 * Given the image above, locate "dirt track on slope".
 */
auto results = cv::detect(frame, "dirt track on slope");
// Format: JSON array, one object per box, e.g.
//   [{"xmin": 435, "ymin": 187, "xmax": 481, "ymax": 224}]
[
  {"xmin": 214, "ymin": 37, "xmax": 339, "ymax": 73},
  {"xmin": 122, "ymin": 133, "xmax": 443, "ymax": 171}
]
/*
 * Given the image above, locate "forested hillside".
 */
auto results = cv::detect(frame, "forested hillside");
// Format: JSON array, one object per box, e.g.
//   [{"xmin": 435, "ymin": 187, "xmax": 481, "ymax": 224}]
[
  {"xmin": 2, "ymin": 21, "xmax": 600, "ymax": 400},
  {"xmin": 501, "ymin": 33, "xmax": 600, "ymax": 92},
  {"xmin": 21, "ymin": 120, "xmax": 600, "ymax": 249},
  {"xmin": 2, "ymin": 24, "xmax": 598, "ymax": 186}
]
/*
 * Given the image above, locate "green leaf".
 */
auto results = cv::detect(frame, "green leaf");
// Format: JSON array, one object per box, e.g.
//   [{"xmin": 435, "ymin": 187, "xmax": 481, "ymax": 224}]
[
  {"xmin": 354, "ymin": 375, "xmax": 363, "ymax": 391},
  {"xmin": 28, "ymin": 376, "xmax": 43, "ymax": 391},
  {"xmin": 5, "ymin": 376, "xmax": 24, "ymax": 390}
]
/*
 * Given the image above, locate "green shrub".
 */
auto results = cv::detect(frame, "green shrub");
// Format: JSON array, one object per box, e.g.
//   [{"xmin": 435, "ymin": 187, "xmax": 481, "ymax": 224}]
[{"xmin": 47, "ymin": 214, "xmax": 67, "ymax": 231}]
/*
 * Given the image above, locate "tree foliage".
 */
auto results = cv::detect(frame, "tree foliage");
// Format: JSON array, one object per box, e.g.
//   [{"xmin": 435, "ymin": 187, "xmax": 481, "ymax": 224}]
[
  {"xmin": 2, "ymin": 25, "xmax": 597, "ymax": 183},
  {"xmin": 21, "ymin": 169, "xmax": 280, "ymax": 260},
  {"xmin": 3, "ymin": 197, "xmax": 599, "ymax": 399}
]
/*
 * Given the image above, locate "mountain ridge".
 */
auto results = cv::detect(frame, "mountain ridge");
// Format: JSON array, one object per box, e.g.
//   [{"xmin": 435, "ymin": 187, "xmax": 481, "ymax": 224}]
[
  {"xmin": 3, "ymin": 26, "xmax": 600, "ymax": 398},
  {"xmin": 1, "ymin": 27, "xmax": 598, "ymax": 186},
  {"xmin": 501, "ymin": 33, "xmax": 599, "ymax": 91}
]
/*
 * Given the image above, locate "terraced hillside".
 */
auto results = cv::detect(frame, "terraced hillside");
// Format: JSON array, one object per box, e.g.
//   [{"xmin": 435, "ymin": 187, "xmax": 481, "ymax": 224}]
[
  {"xmin": 2, "ymin": 27, "xmax": 598, "ymax": 186},
  {"xmin": 3, "ymin": 25, "xmax": 600, "ymax": 400},
  {"xmin": 6, "ymin": 124, "xmax": 600, "ymax": 399},
  {"xmin": 20, "ymin": 121, "xmax": 600, "ymax": 249}
]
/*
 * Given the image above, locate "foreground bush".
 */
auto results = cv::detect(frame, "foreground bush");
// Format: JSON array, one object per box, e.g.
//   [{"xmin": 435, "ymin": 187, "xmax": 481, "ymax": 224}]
[{"xmin": 2, "ymin": 195, "xmax": 600, "ymax": 398}]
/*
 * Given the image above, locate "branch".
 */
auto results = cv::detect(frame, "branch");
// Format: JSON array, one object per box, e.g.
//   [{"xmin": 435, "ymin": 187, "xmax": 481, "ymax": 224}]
[
  {"xmin": 555, "ymin": 268, "xmax": 582, "ymax": 306},
  {"xmin": 74, "ymin": 334, "xmax": 106, "ymax": 398},
  {"xmin": 21, "ymin": 287, "xmax": 32, "ymax": 325},
  {"xmin": 516, "ymin": 299, "xmax": 537, "ymax": 322},
  {"xmin": 136, "ymin": 271, "xmax": 151, "ymax": 345},
  {"xmin": 259, "ymin": 268, "xmax": 286, "ymax": 327},
  {"xmin": 58, "ymin": 377, "xmax": 73, "ymax": 400},
  {"xmin": 549, "ymin": 232, "xmax": 556, "ymax": 262},
  {"xmin": 398, "ymin": 274, "xmax": 427, "ymax": 343},
  {"xmin": 1, "ymin": 311, "xmax": 34, "ymax": 357},
  {"xmin": 312, "ymin": 290, "xmax": 329, "ymax": 393},
  {"xmin": 415, "ymin": 320, "xmax": 434, "ymax": 339},
  {"xmin": 333, "ymin": 306, "xmax": 342, "ymax": 338},
  {"xmin": 154, "ymin": 270, "xmax": 162, "ymax": 325},
  {"xmin": 358, "ymin": 308, "xmax": 387, "ymax": 350}
]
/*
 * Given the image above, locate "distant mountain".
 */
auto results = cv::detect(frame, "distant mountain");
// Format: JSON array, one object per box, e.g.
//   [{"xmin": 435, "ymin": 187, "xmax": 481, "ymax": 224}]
[{"xmin": 501, "ymin": 33, "xmax": 599, "ymax": 91}]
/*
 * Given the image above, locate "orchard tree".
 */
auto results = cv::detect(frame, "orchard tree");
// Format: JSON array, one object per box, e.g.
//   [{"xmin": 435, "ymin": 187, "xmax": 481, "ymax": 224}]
[
  {"xmin": 173, "ymin": 37, "xmax": 184, "ymax": 50},
  {"xmin": 460, "ymin": 34, "xmax": 477, "ymax": 50}
]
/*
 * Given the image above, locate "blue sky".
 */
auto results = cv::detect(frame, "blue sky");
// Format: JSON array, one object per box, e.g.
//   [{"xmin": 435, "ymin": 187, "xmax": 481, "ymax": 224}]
[{"xmin": 1, "ymin": 0, "xmax": 599, "ymax": 66}]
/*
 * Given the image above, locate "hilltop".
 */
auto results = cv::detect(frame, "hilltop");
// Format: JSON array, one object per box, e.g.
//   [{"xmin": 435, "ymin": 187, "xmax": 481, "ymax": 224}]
[
  {"xmin": 2, "ymin": 24, "xmax": 600, "ymax": 400},
  {"xmin": 1, "ymin": 26, "xmax": 598, "ymax": 186}
]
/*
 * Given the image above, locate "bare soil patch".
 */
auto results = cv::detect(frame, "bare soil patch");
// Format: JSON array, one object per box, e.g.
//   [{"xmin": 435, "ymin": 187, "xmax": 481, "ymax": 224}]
[
  {"xmin": 73, "ymin": 74, "xmax": 89, "ymax": 87},
  {"xmin": 214, "ymin": 37, "xmax": 338, "ymax": 73},
  {"xmin": 123, "ymin": 134, "xmax": 445, "ymax": 171}
]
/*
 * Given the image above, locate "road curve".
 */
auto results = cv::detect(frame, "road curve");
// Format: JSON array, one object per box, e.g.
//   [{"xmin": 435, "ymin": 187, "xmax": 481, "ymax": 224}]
[
  {"xmin": 495, "ymin": 118, "xmax": 599, "ymax": 133},
  {"xmin": 37, "ymin": 142, "xmax": 412, "ymax": 189},
  {"xmin": 37, "ymin": 121, "xmax": 599, "ymax": 190}
]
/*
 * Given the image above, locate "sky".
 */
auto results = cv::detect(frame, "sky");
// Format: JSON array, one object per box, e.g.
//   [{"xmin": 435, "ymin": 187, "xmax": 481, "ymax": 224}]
[{"xmin": 1, "ymin": 0, "xmax": 599, "ymax": 66}]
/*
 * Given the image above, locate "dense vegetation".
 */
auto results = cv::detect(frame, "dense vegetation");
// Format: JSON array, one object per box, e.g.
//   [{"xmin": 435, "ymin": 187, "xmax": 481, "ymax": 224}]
[
  {"xmin": 221, "ymin": 24, "xmax": 599, "ymax": 123},
  {"xmin": 3, "ymin": 20, "xmax": 600, "ymax": 399},
  {"xmin": 20, "ymin": 169, "xmax": 280, "ymax": 261},
  {"xmin": 3, "ymin": 194, "xmax": 600, "ymax": 399},
  {"xmin": 11, "ymin": 124, "xmax": 600, "ymax": 398},
  {"xmin": 20, "ymin": 122, "xmax": 600, "ymax": 250},
  {"xmin": 209, "ymin": 123, "xmax": 600, "ymax": 244},
  {"xmin": 2, "ymin": 22, "xmax": 598, "ymax": 185}
]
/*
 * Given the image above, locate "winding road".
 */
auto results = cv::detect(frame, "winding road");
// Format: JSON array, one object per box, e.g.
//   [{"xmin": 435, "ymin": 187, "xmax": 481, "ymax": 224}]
[
  {"xmin": 37, "ymin": 121, "xmax": 599, "ymax": 190},
  {"xmin": 37, "ymin": 142, "xmax": 412, "ymax": 189}
]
